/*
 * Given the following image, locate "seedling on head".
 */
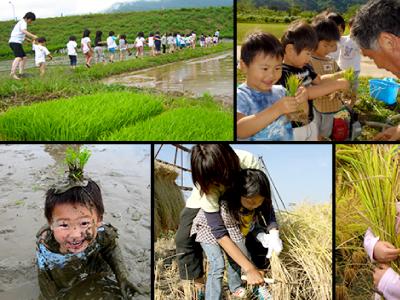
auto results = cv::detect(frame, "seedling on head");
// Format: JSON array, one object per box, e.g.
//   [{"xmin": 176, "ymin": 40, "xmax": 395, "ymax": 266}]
[{"xmin": 65, "ymin": 146, "xmax": 91, "ymax": 181}]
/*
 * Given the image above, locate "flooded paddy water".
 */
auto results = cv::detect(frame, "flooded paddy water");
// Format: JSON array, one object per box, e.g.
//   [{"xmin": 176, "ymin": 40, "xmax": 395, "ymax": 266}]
[
  {"xmin": 0, "ymin": 144, "xmax": 150, "ymax": 299},
  {"xmin": 102, "ymin": 51, "xmax": 233, "ymax": 106}
]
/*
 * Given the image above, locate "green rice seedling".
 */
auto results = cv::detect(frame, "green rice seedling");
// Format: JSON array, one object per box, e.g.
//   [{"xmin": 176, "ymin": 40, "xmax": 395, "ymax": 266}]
[
  {"xmin": 0, "ymin": 92, "xmax": 164, "ymax": 141},
  {"xmin": 104, "ymin": 106, "xmax": 233, "ymax": 141},
  {"xmin": 285, "ymin": 74, "xmax": 301, "ymax": 97},
  {"xmin": 343, "ymin": 68, "xmax": 356, "ymax": 89},
  {"xmin": 64, "ymin": 147, "xmax": 91, "ymax": 181}
]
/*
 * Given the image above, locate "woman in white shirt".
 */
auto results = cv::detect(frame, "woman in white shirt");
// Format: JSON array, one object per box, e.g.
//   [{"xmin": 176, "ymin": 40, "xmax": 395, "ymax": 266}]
[{"xmin": 8, "ymin": 12, "xmax": 37, "ymax": 80}]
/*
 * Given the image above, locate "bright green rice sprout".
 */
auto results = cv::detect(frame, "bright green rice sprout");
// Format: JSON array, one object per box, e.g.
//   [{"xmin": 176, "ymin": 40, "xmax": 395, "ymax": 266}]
[
  {"xmin": 343, "ymin": 67, "xmax": 356, "ymax": 89},
  {"xmin": 285, "ymin": 74, "xmax": 302, "ymax": 97},
  {"xmin": 65, "ymin": 147, "xmax": 91, "ymax": 181}
]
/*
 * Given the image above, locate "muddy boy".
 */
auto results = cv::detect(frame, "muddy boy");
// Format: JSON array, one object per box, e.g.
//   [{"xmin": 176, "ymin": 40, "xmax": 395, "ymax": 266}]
[{"xmin": 35, "ymin": 177, "xmax": 142, "ymax": 299}]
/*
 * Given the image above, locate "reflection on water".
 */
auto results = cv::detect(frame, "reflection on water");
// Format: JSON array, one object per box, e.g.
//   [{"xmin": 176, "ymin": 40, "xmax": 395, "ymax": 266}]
[
  {"xmin": 103, "ymin": 52, "xmax": 233, "ymax": 105},
  {"xmin": 0, "ymin": 144, "xmax": 150, "ymax": 300}
]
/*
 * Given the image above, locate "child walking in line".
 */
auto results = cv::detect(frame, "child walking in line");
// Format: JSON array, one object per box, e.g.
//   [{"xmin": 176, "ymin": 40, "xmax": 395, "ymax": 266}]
[
  {"xmin": 154, "ymin": 32, "xmax": 161, "ymax": 55},
  {"xmin": 107, "ymin": 31, "xmax": 118, "ymax": 63},
  {"xmin": 191, "ymin": 31, "xmax": 197, "ymax": 49},
  {"xmin": 237, "ymin": 32, "xmax": 308, "ymax": 141},
  {"xmin": 161, "ymin": 33, "xmax": 167, "ymax": 54},
  {"xmin": 134, "ymin": 32, "xmax": 146, "ymax": 58},
  {"xmin": 118, "ymin": 34, "xmax": 129, "ymax": 61},
  {"xmin": 93, "ymin": 31, "xmax": 106, "ymax": 64},
  {"xmin": 32, "ymin": 37, "xmax": 52, "ymax": 77},
  {"xmin": 167, "ymin": 33, "xmax": 175, "ymax": 53},
  {"xmin": 66, "ymin": 36, "xmax": 77, "ymax": 69},
  {"xmin": 191, "ymin": 168, "xmax": 281, "ymax": 299},
  {"xmin": 148, "ymin": 33, "xmax": 155, "ymax": 56},
  {"xmin": 81, "ymin": 29, "xmax": 93, "ymax": 68},
  {"xmin": 175, "ymin": 144, "xmax": 267, "ymax": 299},
  {"xmin": 9, "ymin": 12, "xmax": 37, "ymax": 80},
  {"xmin": 200, "ymin": 33, "xmax": 205, "ymax": 48}
]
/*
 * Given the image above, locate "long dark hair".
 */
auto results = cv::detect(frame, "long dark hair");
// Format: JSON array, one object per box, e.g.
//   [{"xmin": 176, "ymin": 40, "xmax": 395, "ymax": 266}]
[
  {"xmin": 226, "ymin": 168, "xmax": 272, "ymax": 222},
  {"xmin": 190, "ymin": 144, "xmax": 240, "ymax": 196},
  {"xmin": 95, "ymin": 31, "xmax": 102, "ymax": 46},
  {"xmin": 82, "ymin": 29, "xmax": 91, "ymax": 38}
]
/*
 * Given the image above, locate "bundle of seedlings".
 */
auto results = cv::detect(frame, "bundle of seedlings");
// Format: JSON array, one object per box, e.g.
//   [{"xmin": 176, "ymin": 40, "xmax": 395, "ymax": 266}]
[
  {"xmin": 338, "ymin": 144, "xmax": 400, "ymax": 273},
  {"xmin": 64, "ymin": 146, "xmax": 91, "ymax": 182},
  {"xmin": 285, "ymin": 74, "xmax": 309, "ymax": 124},
  {"xmin": 339, "ymin": 68, "xmax": 358, "ymax": 108}
]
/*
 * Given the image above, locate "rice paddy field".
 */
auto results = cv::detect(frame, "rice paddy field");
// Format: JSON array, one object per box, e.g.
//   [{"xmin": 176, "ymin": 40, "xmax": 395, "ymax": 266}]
[
  {"xmin": 155, "ymin": 202, "xmax": 332, "ymax": 300},
  {"xmin": 336, "ymin": 144, "xmax": 400, "ymax": 299},
  {"xmin": 0, "ymin": 8, "xmax": 233, "ymax": 141}
]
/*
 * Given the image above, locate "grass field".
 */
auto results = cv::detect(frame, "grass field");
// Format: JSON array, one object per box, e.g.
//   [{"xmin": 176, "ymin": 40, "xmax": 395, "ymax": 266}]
[
  {"xmin": 0, "ymin": 6, "xmax": 232, "ymax": 59},
  {"xmin": 0, "ymin": 92, "xmax": 232, "ymax": 141},
  {"xmin": 237, "ymin": 23, "xmax": 287, "ymax": 44},
  {"xmin": 237, "ymin": 22, "xmax": 351, "ymax": 45}
]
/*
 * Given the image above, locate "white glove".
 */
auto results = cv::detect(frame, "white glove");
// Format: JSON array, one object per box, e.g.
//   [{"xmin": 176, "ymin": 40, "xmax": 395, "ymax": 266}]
[
  {"xmin": 256, "ymin": 232, "xmax": 271, "ymax": 248},
  {"xmin": 266, "ymin": 230, "xmax": 283, "ymax": 258}
]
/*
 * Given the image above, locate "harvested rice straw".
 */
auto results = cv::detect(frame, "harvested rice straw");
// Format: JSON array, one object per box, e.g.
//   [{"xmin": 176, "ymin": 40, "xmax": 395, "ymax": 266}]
[{"xmin": 270, "ymin": 252, "xmax": 291, "ymax": 300}]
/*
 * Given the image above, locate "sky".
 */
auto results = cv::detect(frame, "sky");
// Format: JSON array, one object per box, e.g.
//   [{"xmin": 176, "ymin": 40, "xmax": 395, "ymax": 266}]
[
  {"xmin": 0, "ymin": 0, "xmax": 135, "ymax": 21},
  {"xmin": 155, "ymin": 144, "xmax": 332, "ymax": 210}
]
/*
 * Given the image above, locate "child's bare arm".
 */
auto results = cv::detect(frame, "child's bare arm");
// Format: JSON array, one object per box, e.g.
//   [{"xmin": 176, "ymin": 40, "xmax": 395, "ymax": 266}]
[
  {"xmin": 22, "ymin": 29, "xmax": 37, "ymax": 39},
  {"xmin": 307, "ymin": 78, "xmax": 349, "ymax": 99},
  {"xmin": 237, "ymin": 96, "xmax": 298, "ymax": 138},
  {"xmin": 48, "ymin": 54, "xmax": 53, "ymax": 60}
]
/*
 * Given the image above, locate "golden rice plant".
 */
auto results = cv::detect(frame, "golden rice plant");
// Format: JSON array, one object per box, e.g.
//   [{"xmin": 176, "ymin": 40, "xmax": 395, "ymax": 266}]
[{"xmin": 336, "ymin": 144, "xmax": 400, "ymax": 272}]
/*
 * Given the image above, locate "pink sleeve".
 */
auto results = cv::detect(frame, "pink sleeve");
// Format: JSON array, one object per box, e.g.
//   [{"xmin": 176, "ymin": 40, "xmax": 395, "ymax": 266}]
[
  {"xmin": 377, "ymin": 268, "xmax": 400, "ymax": 300},
  {"xmin": 364, "ymin": 227, "xmax": 379, "ymax": 262}
]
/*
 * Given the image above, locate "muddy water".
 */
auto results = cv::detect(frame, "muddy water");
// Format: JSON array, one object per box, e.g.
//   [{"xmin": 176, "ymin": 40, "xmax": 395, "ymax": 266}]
[
  {"xmin": 102, "ymin": 52, "xmax": 233, "ymax": 105},
  {"xmin": 0, "ymin": 144, "xmax": 150, "ymax": 300}
]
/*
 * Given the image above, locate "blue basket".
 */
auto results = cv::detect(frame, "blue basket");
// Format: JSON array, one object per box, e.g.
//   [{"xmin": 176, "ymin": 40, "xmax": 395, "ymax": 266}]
[{"xmin": 369, "ymin": 78, "xmax": 400, "ymax": 105}]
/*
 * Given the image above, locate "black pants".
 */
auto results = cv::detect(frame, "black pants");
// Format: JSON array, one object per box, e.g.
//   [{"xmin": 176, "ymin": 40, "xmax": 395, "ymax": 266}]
[
  {"xmin": 175, "ymin": 207, "xmax": 204, "ymax": 280},
  {"xmin": 245, "ymin": 233, "xmax": 270, "ymax": 269},
  {"xmin": 162, "ymin": 45, "xmax": 166, "ymax": 53}
]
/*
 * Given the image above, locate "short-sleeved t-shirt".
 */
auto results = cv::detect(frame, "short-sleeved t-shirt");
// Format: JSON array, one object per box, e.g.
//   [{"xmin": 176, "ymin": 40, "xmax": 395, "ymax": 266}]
[
  {"xmin": 237, "ymin": 83, "xmax": 293, "ymax": 141},
  {"xmin": 9, "ymin": 19, "xmax": 28, "ymax": 44},
  {"xmin": 33, "ymin": 44, "xmax": 50, "ymax": 65},
  {"xmin": 81, "ymin": 37, "xmax": 91, "ymax": 53},
  {"xmin": 277, "ymin": 63, "xmax": 318, "ymax": 125},
  {"xmin": 135, "ymin": 37, "xmax": 145, "ymax": 47},
  {"xmin": 338, "ymin": 35, "xmax": 361, "ymax": 71},
  {"xmin": 107, "ymin": 36, "xmax": 117, "ymax": 49},
  {"xmin": 66, "ymin": 41, "xmax": 77, "ymax": 56}
]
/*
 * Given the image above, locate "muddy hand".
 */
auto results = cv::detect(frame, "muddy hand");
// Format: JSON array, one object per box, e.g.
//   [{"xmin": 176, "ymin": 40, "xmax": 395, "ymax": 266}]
[{"xmin": 120, "ymin": 279, "xmax": 147, "ymax": 298}]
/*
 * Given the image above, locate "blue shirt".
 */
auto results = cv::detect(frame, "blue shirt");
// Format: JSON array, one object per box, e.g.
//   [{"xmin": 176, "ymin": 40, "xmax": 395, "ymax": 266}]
[{"xmin": 237, "ymin": 83, "xmax": 293, "ymax": 141}]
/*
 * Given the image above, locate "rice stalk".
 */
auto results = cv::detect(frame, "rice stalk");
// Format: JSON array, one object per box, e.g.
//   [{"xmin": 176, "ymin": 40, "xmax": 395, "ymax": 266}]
[{"xmin": 337, "ymin": 144, "xmax": 400, "ymax": 272}]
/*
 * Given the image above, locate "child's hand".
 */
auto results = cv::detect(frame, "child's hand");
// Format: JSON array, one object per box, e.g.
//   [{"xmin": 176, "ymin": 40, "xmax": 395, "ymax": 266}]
[
  {"xmin": 374, "ymin": 264, "xmax": 390, "ymax": 287},
  {"xmin": 245, "ymin": 267, "xmax": 265, "ymax": 285},
  {"xmin": 120, "ymin": 278, "xmax": 147, "ymax": 298},
  {"xmin": 278, "ymin": 96, "xmax": 298, "ymax": 114},
  {"xmin": 256, "ymin": 232, "xmax": 271, "ymax": 248},
  {"xmin": 295, "ymin": 86, "xmax": 308, "ymax": 103},
  {"xmin": 373, "ymin": 240, "xmax": 400, "ymax": 263}
]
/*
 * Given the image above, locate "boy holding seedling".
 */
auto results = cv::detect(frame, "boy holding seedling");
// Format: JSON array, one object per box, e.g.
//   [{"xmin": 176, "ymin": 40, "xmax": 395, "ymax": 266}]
[
  {"xmin": 32, "ymin": 37, "xmax": 52, "ymax": 77},
  {"xmin": 237, "ymin": 32, "xmax": 308, "ymax": 141},
  {"xmin": 278, "ymin": 20, "xmax": 350, "ymax": 141},
  {"xmin": 36, "ymin": 147, "xmax": 143, "ymax": 299}
]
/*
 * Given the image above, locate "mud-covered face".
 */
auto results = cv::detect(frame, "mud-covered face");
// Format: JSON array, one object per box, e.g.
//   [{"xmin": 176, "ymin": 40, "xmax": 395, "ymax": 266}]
[{"xmin": 50, "ymin": 203, "xmax": 102, "ymax": 254}]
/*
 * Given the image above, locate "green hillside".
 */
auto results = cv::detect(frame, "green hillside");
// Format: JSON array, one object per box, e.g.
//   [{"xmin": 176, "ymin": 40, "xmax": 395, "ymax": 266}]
[{"xmin": 0, "ymin": 6, "xmax": 232, "ymax": 59}]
